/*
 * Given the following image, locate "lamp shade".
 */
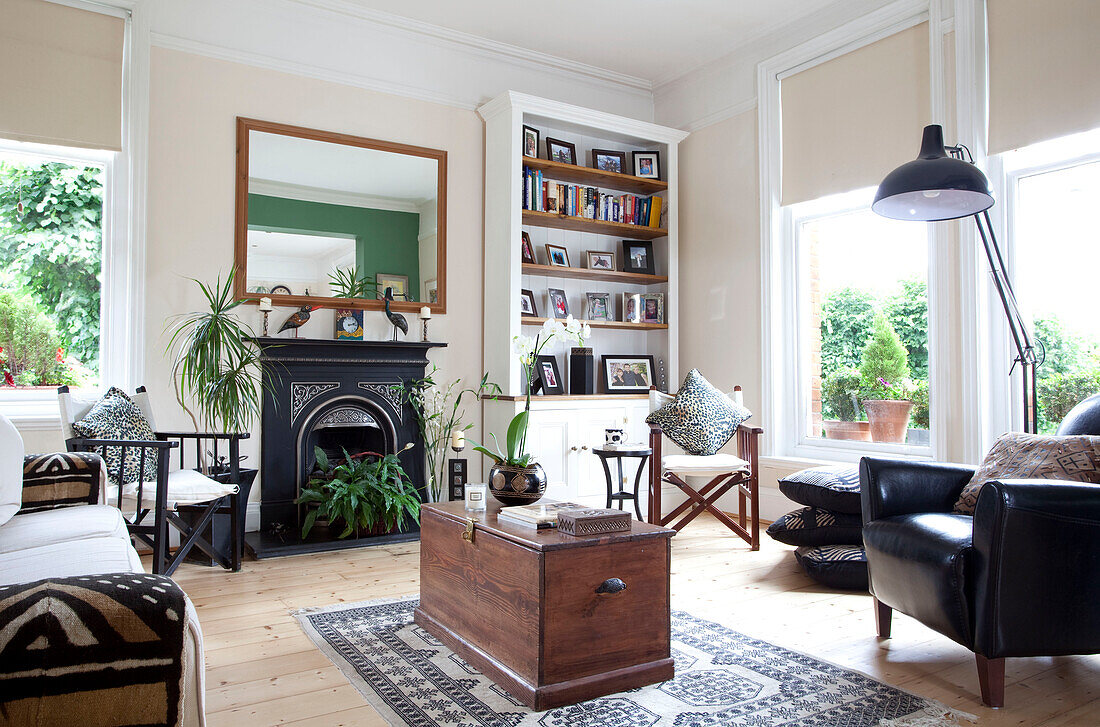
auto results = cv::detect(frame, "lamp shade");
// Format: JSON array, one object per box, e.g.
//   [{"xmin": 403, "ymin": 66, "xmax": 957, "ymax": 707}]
[{"xmin": 872, "ymin": 124, "xmax": 994, "ymax": 221}]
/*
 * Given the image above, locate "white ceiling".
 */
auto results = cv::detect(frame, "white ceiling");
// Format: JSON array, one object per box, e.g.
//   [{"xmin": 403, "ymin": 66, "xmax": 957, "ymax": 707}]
[
  {"xmin": 341, "ymin": 0, "xmax": 838, "ymax": 85},
  {"xmin": 249, "ymin": 131, "xmax": 438, "ymax": 203}
]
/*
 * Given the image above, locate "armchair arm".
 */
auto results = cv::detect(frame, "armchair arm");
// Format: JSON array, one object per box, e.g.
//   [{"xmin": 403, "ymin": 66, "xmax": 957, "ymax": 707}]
[
  {"xmin": 860, "ymin": 457, "xmax": 975, "ymax": 524},
  {"xmin": 972, "ymin": 479, "xmax": 1100, "ymax": 658},
  {"xmin": 18, "ymin": 452, "xmax": 106, "ymax": 514}
]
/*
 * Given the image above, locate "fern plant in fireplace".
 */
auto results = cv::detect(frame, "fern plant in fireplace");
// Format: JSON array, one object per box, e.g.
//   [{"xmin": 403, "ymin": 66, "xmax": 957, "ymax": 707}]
[{"xmin": 298, "ymin": 444, "xmax": 420, "ymax": 539}]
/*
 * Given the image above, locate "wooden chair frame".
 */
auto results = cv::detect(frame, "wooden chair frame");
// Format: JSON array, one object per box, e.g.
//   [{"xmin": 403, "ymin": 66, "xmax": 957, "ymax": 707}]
[
  {"xmin": 66, "ymin": 430, "xmax": 248, "ymax": 577},
  {"xmin": 647, "ymin": 422, "xmax": 763, "ymax": 549}
]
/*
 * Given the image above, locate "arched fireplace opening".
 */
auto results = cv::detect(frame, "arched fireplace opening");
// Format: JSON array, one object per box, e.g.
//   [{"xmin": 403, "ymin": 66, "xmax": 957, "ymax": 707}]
[{"xmin": 296, "ymin": 396, "xmax": 398, "ymax": 498}]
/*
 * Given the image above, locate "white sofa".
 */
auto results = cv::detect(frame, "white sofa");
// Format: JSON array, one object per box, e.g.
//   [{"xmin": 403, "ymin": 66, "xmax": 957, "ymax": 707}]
[{"xmin": 0, "ymin": 414, "xmax": 206, "ymax": 727}]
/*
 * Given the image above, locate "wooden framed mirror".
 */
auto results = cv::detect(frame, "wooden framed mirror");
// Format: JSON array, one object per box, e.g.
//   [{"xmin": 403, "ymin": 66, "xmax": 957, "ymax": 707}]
[{"xmin": 234, "ymin": 117, "xmax": 447, "ymax": 312}]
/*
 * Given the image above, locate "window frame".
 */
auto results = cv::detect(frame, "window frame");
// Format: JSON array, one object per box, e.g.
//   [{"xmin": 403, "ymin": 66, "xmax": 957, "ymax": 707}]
[{"xmin": 778, "ymin": 187, "xmax": 936, "ymax": 463}]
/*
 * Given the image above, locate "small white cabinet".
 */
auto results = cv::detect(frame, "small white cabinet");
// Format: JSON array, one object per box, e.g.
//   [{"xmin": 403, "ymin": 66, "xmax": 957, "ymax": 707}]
[{"xmin": 484, "ymin": 396, "xmax": 651, "ymax": 508}]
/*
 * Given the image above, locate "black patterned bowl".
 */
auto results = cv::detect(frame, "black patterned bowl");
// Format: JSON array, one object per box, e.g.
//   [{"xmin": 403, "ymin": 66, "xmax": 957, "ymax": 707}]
[{"xmin": 487, "ymin": 462, "xmax": 547, "ymax": 506}]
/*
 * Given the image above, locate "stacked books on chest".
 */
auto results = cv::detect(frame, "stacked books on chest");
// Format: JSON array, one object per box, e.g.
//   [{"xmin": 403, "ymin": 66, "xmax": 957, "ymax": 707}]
[
  {"xmin": 497, "ymin": 501, "xmax": 584, "ymax": 529},
  {"xmin": 522, "ymin": 166, "xmax": 662, "ymax": 228}
]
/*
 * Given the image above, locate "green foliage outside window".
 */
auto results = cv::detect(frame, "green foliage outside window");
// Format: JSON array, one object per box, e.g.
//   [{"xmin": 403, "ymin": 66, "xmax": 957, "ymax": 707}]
[
  {"xmin": 0, "ymin": 161, "xmax": 103, "ymax": 375},
  {"xmin": 820, "ymin": 287, "xmax": 876, "ymax": 375},
  {"xmin": 859, "ymin": 314, "xmax": 911, "ymax": 400}
]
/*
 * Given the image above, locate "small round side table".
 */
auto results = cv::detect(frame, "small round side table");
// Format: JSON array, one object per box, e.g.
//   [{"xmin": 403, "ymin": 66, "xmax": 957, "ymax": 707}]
[{"xmin": 592, "ymin": 446, "xmax": 652, "ymax": 520}]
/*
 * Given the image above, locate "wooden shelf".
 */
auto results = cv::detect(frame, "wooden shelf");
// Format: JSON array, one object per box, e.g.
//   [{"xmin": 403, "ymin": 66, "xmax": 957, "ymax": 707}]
[
  {"xmin": 522, "ymin": 210, "xmax": 667, "ymax": 239},
  {"xmin": 522, "ymin": 156, "xmax": 668, "ymax": 195},
  {"xmin": 487, "ymin": 394, "xmax": 648, "ymax": 402},
  {"xmin": 521, "ymin": 316, "xmax": 667, "ymax": 331},
  {"xmin": 521, "ymin": 263, "xmax": 667, "ymax": 286}
]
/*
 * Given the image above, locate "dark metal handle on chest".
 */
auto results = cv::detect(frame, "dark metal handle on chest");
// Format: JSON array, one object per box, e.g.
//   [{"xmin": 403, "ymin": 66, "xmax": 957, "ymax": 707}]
[{"xmin": 596, "ymin": 578, "xmax": 627, "ymax": 595}]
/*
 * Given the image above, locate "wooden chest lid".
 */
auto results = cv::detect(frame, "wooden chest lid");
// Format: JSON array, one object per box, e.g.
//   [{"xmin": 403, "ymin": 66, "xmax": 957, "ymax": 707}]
[{"xmin": 422, "ymin": 501, "xmax": 674, "ymax": 552}]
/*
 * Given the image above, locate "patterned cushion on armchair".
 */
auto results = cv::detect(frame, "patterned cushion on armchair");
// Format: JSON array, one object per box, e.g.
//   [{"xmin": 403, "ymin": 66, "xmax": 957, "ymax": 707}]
[{"xmin": 645, "ymin": 369, "xmax": 752, "ymax": 455}]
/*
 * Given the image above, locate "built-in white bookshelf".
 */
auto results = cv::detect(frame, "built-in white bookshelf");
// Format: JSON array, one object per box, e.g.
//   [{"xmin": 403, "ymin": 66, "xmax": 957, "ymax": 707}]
[{"xmin": 477, "ymin": 91, "xmax": 687, "ymax": 506}]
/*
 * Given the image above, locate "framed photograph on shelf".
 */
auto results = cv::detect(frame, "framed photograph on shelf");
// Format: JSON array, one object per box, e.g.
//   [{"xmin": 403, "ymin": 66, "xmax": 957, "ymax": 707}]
[
  {"xmin": 586, "ymin": 250, "xmax": 615, "ymax": 271},
  {"xmin": 586, "ymin": 292, "xmax": 612, "ymax": 321},
  {"xmin": 641, "ymin": 293, "xmax": 665, "ymax": 324},
  {"xmin": 601, "ymin": 355, "xmax": 656, "ymax": 394},
  {"xmin": 545, "ymin": 244, "xmax": 570, "ymax": 268},
  {"xmin": 632, "ymin": 150, "xmax": 661, "ymax": 179},
  {"xmin": 535, "ymin": 355, "xmax": 565, "ymax": 395},
  {"xmin": 520, "ymin": 288, "xmax": 538, "ymax": 317},
  {"xmin": 547, "ymin": 288, "xmax": 570, "ymax": 319},
  {"xmin": 521, "ymin": 231, "xmax": 536, "ymax": 264},
  {"xmin": 591, "ymin": 149, "xmax": 626, "ymax": 174},
  {"xmin": 545, "ymin": 137, "xmax": 577, "ymax": 165},
  {"xmin": 522, "ymin": 125, "xmax": 540, "ymax": 158},
  {"xmin": 424, "ymin": 278, "xmax": 438, "ymax": 304},
  {"xmin": 621, "ymin": 292, "xmax": 641, "ymax": 323},
  {"xmin": 622, "ymin": 240, "xmax": 655, "ymax": 275},
  {"xmin": 376, "ymin": 273, "xmax": 409, "ymax": 298}
]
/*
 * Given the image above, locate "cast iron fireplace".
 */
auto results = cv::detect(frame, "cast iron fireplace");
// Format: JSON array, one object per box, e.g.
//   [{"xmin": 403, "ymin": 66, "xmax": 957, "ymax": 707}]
[{"xmin": 246, "ymin": 337, "xmax": 444, "ymax": 558}]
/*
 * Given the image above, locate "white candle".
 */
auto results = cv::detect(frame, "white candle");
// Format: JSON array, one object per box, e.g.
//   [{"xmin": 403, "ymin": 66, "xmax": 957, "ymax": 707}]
[
  {"xmin": 465, "ymin": 483, "xmax": 487, "ymax": 512},
  {"xmin": 451, "ymin": 429, "xmax": 465, "ymax": 450},
  {"xmin": 258, "ymin": 297, "xmax": 273, "ymax": 312},
  {"xmin": 420, "ymin": 306, "xmax": 432, "ymax": 320}
]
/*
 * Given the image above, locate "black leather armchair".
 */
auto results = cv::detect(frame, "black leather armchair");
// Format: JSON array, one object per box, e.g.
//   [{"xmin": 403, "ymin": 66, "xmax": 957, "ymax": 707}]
[{"xmin": 861, "ymin": 453, "xmax": 1100, "ymax": 707}]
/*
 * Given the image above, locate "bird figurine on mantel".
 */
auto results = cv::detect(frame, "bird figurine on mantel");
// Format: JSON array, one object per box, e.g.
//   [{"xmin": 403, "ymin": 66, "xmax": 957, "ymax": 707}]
[
  {"xmin": 278, "ymin": 305, "xmax": 319, "ymax": 337},
  {"xmin": 383, "ymin": 287, "xmax": 408, "ymax": 341}
]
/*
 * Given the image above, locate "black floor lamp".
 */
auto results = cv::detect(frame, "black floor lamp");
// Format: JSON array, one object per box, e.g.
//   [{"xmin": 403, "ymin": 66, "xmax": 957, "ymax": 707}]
[{"xmin": 872, "ymin": 124, "xmax": 1041, "ymax": 433}]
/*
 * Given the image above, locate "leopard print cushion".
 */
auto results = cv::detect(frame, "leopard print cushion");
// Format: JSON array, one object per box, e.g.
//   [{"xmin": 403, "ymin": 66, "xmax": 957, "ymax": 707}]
[
  {"xmin": 954, "ymin": 431, "xmax": 1100, "ymax": 514},
  {"xmin": 71, "ymin": 387, "xmax": 160, "ymax": 487},
  {"xmin": 645, "ymin": 369, "xmax": 751, "ymax": 455}
]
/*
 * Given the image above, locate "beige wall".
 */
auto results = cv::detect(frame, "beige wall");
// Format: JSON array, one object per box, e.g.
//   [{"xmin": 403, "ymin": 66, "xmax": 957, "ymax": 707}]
[{"xmin": 140, "ymin": 47, "xmax": 487, "ymax": 501}]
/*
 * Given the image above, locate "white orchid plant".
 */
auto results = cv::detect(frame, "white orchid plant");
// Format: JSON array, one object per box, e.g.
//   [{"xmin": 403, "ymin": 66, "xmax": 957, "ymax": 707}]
[{"xmin": 472, "ymin": 316, "xmax": 590, "ymax": 468}]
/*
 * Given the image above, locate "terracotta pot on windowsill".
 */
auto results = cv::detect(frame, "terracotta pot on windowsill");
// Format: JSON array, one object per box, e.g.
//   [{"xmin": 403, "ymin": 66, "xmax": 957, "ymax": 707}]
[
  {"xmin": 863, "ymin": 400, "xmax": 914, "ymax": 443},
  {"xmin": 822, "ymin": 420, "xmax": 872, "ymax": 441}
]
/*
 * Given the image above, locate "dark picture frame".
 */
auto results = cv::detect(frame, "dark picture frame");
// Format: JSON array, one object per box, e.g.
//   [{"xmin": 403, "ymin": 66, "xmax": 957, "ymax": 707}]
[
  {"xmin": 522, "ymin": 125, "xmax": 540, "ymax": 158},
  {"xmin": 520, "ymin": 288, "xmax": 538, "ymax": 317},
  {"xmin": 546, "ymin": 137, "xmax": 577, "ymax": 165},
  {"xmin": 535, "ymin": 355, "xmax": 565, "ymax": 395},
  {"xmin": 545, "ymin": 243, "xmax": 570, "ymax": 268},
  {"xmin": 622, "ymin": 239, "xmax": 655, "ymax": 275},
  {"xmin": 591, "ymin": 149, "xmax": 627, "ymax": 174},
  {"xmin": 521, "ymin": 231, "xmax": 536, "ymax": 264},
  {"xmin": 632, "ymin": 150, "xmax": 661, "ymax": 179},
  {"xmin": 547, "ymin": 287, "xmax": 569, "ymax": 319},
  {"xmin": 601, "ymin": 355, "xmax": 656, "ymax": 394}
]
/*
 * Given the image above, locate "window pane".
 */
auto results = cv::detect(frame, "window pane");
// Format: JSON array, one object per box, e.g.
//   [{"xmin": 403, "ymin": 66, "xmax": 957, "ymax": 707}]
[
  {"xmin": 0, "ymin": 154, "xmax": 103, "ymax": 390},
  {"xmin": 1016, "ymin": 160, "xmax": 1100, "ymax": 432},
  {"xmin": 799, "ymin": 201, "xmax": 930, "ymax": 445}
]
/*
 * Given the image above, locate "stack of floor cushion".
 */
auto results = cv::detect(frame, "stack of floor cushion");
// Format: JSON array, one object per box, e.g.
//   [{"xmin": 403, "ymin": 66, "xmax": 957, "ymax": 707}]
[{"xmin": 765, "ymin": 464, "xmax": 868, "ymax": 590}]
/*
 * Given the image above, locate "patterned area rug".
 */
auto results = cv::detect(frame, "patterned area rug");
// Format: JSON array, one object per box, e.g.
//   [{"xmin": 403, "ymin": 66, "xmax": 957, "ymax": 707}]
[{"xmin": 295, "ymin": 596, "xmax": 971, "ymax": 727}]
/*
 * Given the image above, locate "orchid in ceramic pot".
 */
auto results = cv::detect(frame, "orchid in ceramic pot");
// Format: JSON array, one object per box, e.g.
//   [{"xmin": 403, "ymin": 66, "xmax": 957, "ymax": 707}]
[{"xmin": 473, "ymin": 317, "xmax": 590, "ymax": 505}]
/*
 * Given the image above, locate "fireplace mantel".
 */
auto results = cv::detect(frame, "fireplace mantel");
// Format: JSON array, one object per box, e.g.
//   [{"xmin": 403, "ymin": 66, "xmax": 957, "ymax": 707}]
[{"xmin": 247, "ymin": 337, "xmax": 446, "ymax": 558}]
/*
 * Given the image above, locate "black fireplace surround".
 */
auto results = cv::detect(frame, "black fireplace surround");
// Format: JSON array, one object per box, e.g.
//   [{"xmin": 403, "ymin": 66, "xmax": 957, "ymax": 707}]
[{"xmin": 246, "ymin": 338, "xmax": 444, "ymax": 558}]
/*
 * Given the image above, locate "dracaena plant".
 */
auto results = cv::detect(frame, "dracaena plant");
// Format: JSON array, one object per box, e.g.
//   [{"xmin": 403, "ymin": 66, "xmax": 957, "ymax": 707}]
[
  {"xmin": 328, "ymin": 265, "xmax": 379, "ymax": 299},
  {"xmin": 297, "ymin": 444, "xmax": 420, "ymax": 539},
  {"xmin": 472, "ymin": 316, "xmax": 590, "ymax": 468}
]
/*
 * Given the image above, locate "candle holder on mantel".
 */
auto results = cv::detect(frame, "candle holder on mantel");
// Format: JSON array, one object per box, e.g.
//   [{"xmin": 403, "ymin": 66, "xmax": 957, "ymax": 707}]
[
  {"xmin": 258, "ymin": 297, "xmax": 273, "ymax": 336},
  {"xmin": 419, "ymin": 306, "xmax": 432, "ymax": 342}
]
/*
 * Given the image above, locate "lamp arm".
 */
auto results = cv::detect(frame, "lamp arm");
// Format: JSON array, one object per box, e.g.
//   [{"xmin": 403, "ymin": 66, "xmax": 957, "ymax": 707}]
[{"xmin": 972, "ymin": 211, "xmax": 1041, "ymax": 433}]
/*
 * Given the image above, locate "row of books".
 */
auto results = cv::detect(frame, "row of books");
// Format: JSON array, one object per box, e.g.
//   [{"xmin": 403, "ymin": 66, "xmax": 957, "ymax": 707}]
[{"xmin": 522, "ymin": 166, "xmax": 662, "ymax": 228}]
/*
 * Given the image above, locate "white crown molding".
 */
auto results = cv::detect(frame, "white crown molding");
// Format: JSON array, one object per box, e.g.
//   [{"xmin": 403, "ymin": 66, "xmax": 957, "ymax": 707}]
[
  {"xmin": 480, "ymin": 91, "xmax": 688, "ymax": 145},
  {"xmin": 248, "ymin": 179, "xmax": 424, "ymax": 213},
  {"xmin": 149, "ymin": 32, "xmax": 482, "ymax": 111},
  {"xmin": 681, "ymin": 97, "xmax": 758, "ymax": 134},
  {"xmin": 291, "ymin": 0, "xmax": 653, "ymax": 93},
  {"xmin": 44, "ymin": 0, "xmax": 134, "ymax": 17}
]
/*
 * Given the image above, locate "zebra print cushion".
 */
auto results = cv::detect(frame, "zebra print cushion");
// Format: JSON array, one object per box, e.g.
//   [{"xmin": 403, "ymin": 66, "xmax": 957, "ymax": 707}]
[
  {"xmin": 778, "ymin": 464, "xmax": 862, "ymax": 514},
  {"xmin": 795, "ymin": 544, "xmax": 868, "ymax": 590},
  {"xmin": 766, "ymin": 506, "xmax": 864, "ymax": 547},
  {"xmin": 19, "ymin": 452, "xmax": 105, "ymax": 514}
]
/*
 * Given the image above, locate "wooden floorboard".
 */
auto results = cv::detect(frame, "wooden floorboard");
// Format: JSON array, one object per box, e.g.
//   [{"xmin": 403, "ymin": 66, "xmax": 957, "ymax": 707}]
[{"xmin": 164, "ymin": 515, "xmax": 1100, "ymax": 726}]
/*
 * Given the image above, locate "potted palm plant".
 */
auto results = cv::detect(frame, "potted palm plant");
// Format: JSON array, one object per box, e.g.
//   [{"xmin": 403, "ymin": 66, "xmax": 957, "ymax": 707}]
[
  {"xmin": 859, "ymin": 315, "xmax": 915, "ymax": 443},
  {"xmin": 297, "ymin": 445, "xmax": 420, "ymax": 539},
  {"xmin": 473, "ymin": 317, "xmax": 589, "ymax": 505}
]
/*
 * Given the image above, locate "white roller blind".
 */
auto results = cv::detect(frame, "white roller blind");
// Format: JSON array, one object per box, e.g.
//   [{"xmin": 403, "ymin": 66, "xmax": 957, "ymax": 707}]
[
  {"xmin": 0, "ymin": 0, "xmax": 125, "ymax": 151},
  {"xmin": 781, "ymin": 22, "xmax": 930, "ymax": 206},
  {"xmin": 988, "ymin": 0, "xmax": 1100, "ymax": 154}
]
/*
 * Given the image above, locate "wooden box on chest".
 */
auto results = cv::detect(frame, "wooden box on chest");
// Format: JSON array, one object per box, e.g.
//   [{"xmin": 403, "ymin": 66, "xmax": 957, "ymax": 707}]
[{"xmin": 414, "ymin": 501, "xmax": 675, "ymax": 710}]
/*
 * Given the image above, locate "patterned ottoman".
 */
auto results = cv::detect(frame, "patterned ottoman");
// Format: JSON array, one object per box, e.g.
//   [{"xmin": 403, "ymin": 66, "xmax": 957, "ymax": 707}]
[{"xmin": 768, "ymin": 465, "xmax": 868, "ymax": 590}]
